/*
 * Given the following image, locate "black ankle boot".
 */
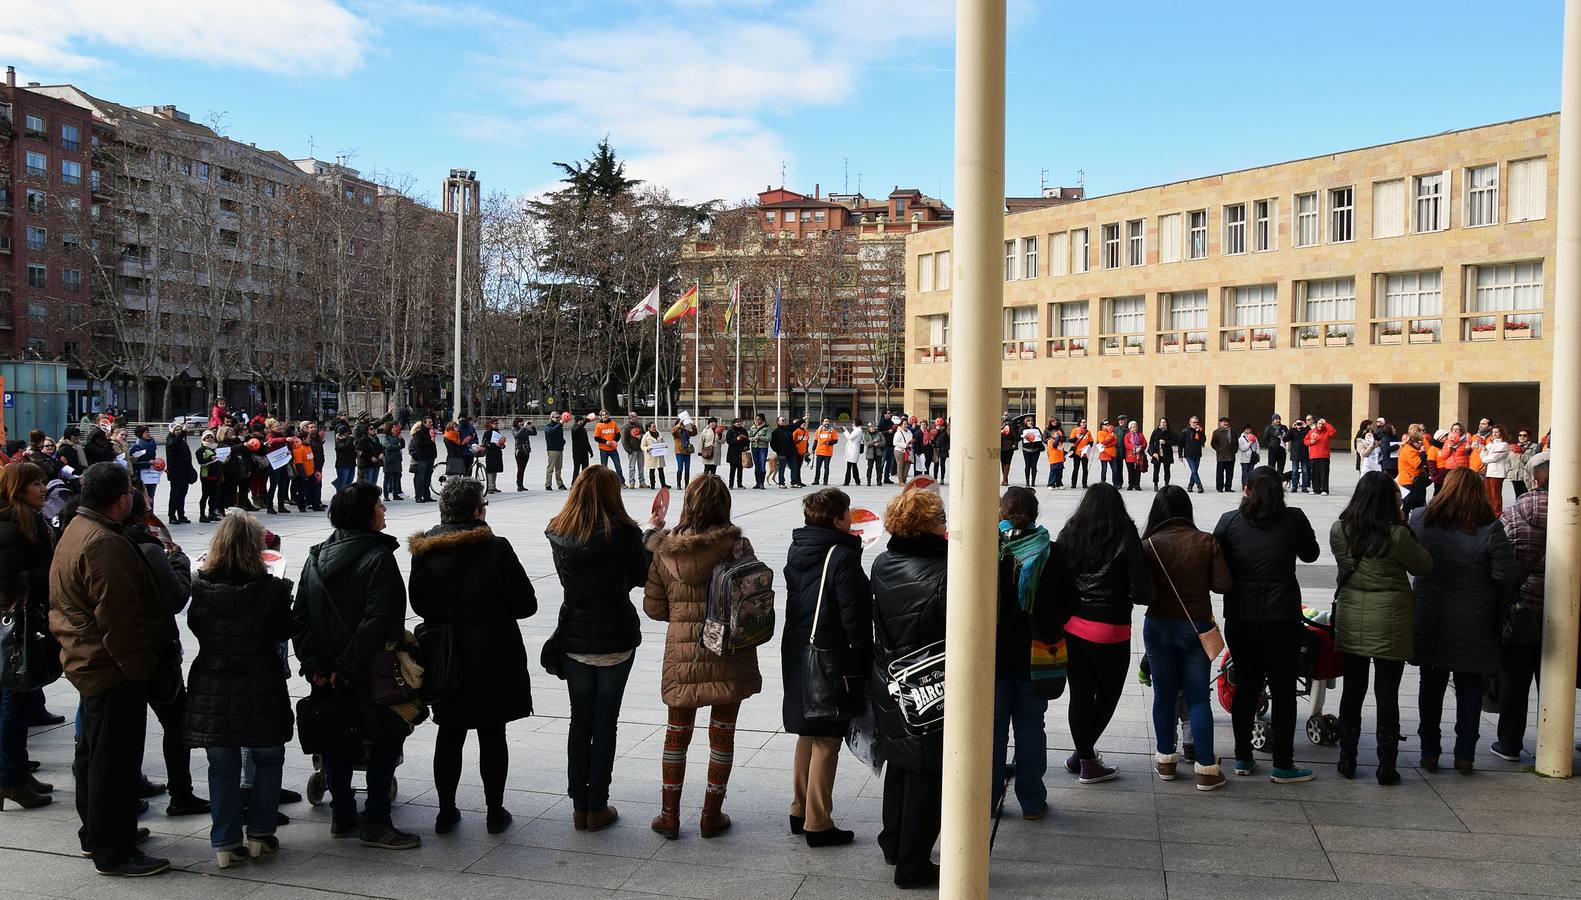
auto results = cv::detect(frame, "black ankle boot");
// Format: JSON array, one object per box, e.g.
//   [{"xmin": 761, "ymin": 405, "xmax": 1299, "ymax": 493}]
[
  {"xmin": 1376, "ymin": 734, "xmax": 1402, "ymax": 786},
  {"xmin": 1337, "ymin": 723, "xmax": 1360, "ymax": 779}
]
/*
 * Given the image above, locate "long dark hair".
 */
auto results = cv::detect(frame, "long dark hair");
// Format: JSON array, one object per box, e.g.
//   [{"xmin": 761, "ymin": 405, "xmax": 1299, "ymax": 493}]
[
  {"xmin": 1338, "ymin": 471, "xmax": 1401, "ymax": 559},
  {"xmin": 1143, "ymin": 484, "xmax": 1193, "ymax": 537},
  {"xmin": 546, "ymin": 465, "xmax": 636, "ymax": 543},
  {"xmin": 1239, "ymin": 466, "xmax": 1287, "ymax": 527},
  {"xmin": 1422, "ymin": 468, "xmax": 1495, "ymax": 534},
  {"xmin": 1056, "ymin": 482, "xmax": 1136, "ymax": 571}
]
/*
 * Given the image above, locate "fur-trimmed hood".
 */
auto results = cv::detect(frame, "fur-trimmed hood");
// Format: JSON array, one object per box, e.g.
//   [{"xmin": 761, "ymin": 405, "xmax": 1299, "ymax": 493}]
[
  {"xmin": 645, "ymin": 524, "xmax": 740, "ymax": 555},
  {"xmin": 408, "ymin": 522, "xmax": 494, "ymax": 556}
]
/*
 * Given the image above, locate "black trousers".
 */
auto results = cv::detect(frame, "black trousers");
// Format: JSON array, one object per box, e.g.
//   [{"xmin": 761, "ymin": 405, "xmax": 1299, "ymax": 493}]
[
  {"xmin": 843, "ymin": 462, "xmax": 860, "ymax": 485},
  {"xmin": 413, "ymin": 461, "xmax": 434, "ymax": 501},
  {"xmin": 515, "ymin": 453, "xmax": 529, "ymax": 489},
  {"xmin": 1126, "ymin": 461, "xmax": 1142, "ymax": 490},
  {"xmin": 75, "ymin": 681, "xmax": 148, "ymax": 863},
  {"xmin": 1215, "ymin": 460, "xmax": 1235, "ymax": 491},
  {"xmin": 878, "ymin": 764, "xmax": 941, "ymax": 887},
  {"xmin": 167, "ymin": 479, "xmax": 189, "ymax": 521},
  {"xmin": 1226, "ymin": 619, "xmax": 1301, "ymax": 769},
  {"xmin": 1022, "ymin": 450, "xmax": 1040, "ymax": 487},
  {"xmin": 1338, "ymin": 654, "xmax": 1404, "ymax": 746},
  {"xmin": 1151, "ymin": 460, "xmax": 1172, "ymax": 487},
  {"xmin": 1071, "ymin": 455, "xmax": 1089, "ymax": 486},
  {"xmin": 434, "ymin": 723, "xmax": 508, "ymax": 811},
  {"xmin": 148, "ymin": 684, "xmax": 194, "ymax": 798},
  {"xmin": 728, "ymin": 461, "xmax": 745, "ymax": 488},
  {"xmin": 1497, "ymin": 641, "xmax": 1542, "ymax": 753},
  {"xmin": 1065, "ymin": 635, "xmax": 1130, "ymax": 760},
  {"xmin": 1310, "ymin": 458, "xmax": 1332, "ymax": 494},
  {"xmin": 813, "ymin": 456, "xmax": 831, "ymax": 484},
  {"xmin": 1267, "ymin": 446, "xmax": 1287, "ymax": 477}
]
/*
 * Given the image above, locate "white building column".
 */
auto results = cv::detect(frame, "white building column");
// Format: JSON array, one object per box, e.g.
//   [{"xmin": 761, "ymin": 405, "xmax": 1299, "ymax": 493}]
[
  {"xmin": 939, "ymin": 0, "xmax": 1006, "ymax": 895},
  {"xmin": 1536, "ymin": 0, "xmax": 1581, "ymax": 778}
]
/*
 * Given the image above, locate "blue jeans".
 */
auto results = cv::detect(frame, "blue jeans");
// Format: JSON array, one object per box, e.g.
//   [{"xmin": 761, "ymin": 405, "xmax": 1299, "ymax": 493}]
[
  {"xmin": 676, "ymin": 454, "xmax": 691, "ymax": 482},
  {"xmin": 1144, "ymin": 617, "xmax": 1216, "ymax": 764},
  {"xmin": 990, "ymin": 675, "xmax": 1048, "ymax": 814},
  {"xmin": 1418, "ymin": 667, "xmax": 1483, "ymax": 762},
  {"xmin": 335, "ymin": 467, "xmax": 355, "ymax": 491},
  {"xmin": 206, "ymin": 745, "xmax": 283, "ymax": 850},
  {"xmin": 563, "ymin": 654, "xmax": 634, "ymax": 812},
  {"xmin": 0, "ymin": 688, "xmax": 32, "ymax": 787},
  {"xmin": 752, "ymin": 448, "xmax": 769, "ymax": 487},
  {"xmin": 382, "ymin": 468, "xmax": 402, "ymax": 498},
  {"xmin": 600, "ymin": 448, "xmax": 622, "ymax": 473},
  {"xmin": 1185, "ymin": 457, "xmax": 1202, "ymax": 489},
  {"xmin": 324, "ymin": 736, "xmax": 404, "ymax": 829},
  {"xmin": 1047, "ymin": 461, "xmax": 1063, "ymax": 487},
  {"xmin": 358, "ymin": 467, "xmax": 379, "ymax": 484}
]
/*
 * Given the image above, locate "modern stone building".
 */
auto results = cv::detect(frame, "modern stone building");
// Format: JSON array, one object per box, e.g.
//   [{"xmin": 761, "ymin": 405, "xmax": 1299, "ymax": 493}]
[{"xmin": 904, "ymin": 114, "xmax": 1555, "ymax": 439}]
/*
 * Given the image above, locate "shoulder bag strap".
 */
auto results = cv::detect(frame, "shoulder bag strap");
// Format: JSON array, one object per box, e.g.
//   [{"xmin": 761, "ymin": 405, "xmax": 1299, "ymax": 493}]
[
  {"xmin": 1144, "ymin": 537, "xmax": 1199, "ymax": 631},
  {"xmin": 808, "ymin": 546, "xmax": 838, "ymax": 648}
]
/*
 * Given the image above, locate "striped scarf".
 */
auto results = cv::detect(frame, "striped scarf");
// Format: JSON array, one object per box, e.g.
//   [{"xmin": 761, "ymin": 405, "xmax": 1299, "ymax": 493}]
[{"xmin": 999, "ymin": 523, "xmax": 1067, "ymax": 698}]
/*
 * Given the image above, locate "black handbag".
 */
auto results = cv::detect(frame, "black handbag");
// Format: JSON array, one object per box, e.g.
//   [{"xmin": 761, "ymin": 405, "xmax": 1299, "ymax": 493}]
[
  {"xmin": 1502, "ymin": 600, "xmax": 1542, "ymax": 645},
  {"xmin": 803, "ymin": 547, "xmax": 866, "ymax": 723},
  {"xmin": 295, "ymin": 685, "xmax": 364, "ymax": 757},
  {"xmin": 0, "ymin": 602, "xmax": 61, "ymax": 691},
  {"xmin": 540, "ymin": 631, "xmax": 566, "ymax": 680},
  {"xmin": 414, "ymin": 621, "xmax": 461, "ymax": 703}
]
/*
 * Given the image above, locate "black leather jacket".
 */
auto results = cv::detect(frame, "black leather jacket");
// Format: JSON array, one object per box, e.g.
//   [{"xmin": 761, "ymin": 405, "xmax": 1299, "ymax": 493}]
[
  {"xmin": 1062, "ymin": 539, "xmax": 1151, "ymax": 626},
  {"xmin": 868, "ymin": 533, "xmax": 947, "ymax": 774}
]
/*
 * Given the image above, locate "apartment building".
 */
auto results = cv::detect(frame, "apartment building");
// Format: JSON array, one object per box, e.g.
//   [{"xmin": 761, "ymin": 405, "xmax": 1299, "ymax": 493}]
[
  {"xmin": 679, "ymin": 184, "xmax": 951, "ymax": 420},
  {"xmin": 905, "ymin": 114, "xmax": 1555, "ymax": 440}
]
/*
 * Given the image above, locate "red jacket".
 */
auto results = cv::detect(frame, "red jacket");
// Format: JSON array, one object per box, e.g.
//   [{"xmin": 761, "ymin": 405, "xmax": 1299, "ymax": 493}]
[{"xmin": 1303, "ymin": 423, "xmax": 1336, "ymax": 459}]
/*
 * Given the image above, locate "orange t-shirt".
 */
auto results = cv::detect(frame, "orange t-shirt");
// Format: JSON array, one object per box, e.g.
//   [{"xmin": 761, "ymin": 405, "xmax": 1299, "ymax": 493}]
[
  {"xmin": 1046, "ymin": 437, "xmax": 1065, "ymax": 464},
  {"xmin": 815, "ymin": 427, "xmax": 838, "ymax": 457},
  {"xmin": 1396, "ymin": 442, "xmax": 1423, "ymax": 487},
  {"xmin": 1071, "ymin": 427, "xmax": 1092, "ymax": 454},
  {"xmin": 793, "ymin": 427, "xmax": 809, "ymax": 456},
  {"xmin": 594, "ymin": 421, "xmax": 621, "ymax": 452},
  {"xmin": 1097, "ymin": 428, "xmax": 1118, "ymax": 461},
  {"xmin": 291, "ymin": 444, "xmax": 315, "ymax": 477}
]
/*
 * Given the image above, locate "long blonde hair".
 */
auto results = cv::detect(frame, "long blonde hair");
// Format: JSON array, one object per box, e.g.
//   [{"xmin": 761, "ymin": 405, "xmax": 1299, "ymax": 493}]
[
  {"xmin": 546, "ymin": 465, "xmax": 635, "ymax": 543},
  {"xmin": 201, "ymin": 511, "xmax": 266, "ymax": 578}
]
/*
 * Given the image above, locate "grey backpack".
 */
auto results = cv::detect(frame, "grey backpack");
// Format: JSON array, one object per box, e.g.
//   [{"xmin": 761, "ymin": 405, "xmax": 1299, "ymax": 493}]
[{"xmin": 700, "ymin": 538, "xmax": 776, "ymax": 656}]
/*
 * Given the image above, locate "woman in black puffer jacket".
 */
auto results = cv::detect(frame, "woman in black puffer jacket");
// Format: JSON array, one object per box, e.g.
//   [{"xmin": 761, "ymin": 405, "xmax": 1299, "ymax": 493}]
[
  {"xmin": 408, "ymin": 477, "xmax": 536, "ymax": 836},
  {"xmin": 545, "ymin": 465, "xmax": 658, "ymax": 832},
  {"xmin": 868, "ymin": 488, "xmax": 947, "ymax": 890},
  {"xmin": 781, "ymin": 488, "xmax": 871, "ymax": 848},
  {"xmin": 184, "ymin": 511, "xmax": 294, "ymax": 867},
  {"xmin": 0, "ymin": 463, "xmax": 57, "ymax": 811}
]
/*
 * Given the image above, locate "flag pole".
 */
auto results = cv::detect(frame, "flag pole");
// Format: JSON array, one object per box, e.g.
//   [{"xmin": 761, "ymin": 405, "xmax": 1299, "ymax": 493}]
[
  {"xmin": 693, "ymin": 281, "xmax": 701, "ymax": 416},
  {"xmin": 654, "ymin": 281, "xmax": 661, "ymax": 421},
  {"xmin": 733, "ymin": 280, "xmax": 742, "ymax": 419},
  {"xmin": 776, "ymin": 279, "xmax": 783, "ymax": 420}
]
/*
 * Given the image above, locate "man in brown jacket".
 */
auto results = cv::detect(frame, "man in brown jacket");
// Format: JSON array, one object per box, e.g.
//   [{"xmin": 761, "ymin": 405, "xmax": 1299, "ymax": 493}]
[{"xmin": 48, "ymin": 462, "xmax": 173, "ymax": 877}]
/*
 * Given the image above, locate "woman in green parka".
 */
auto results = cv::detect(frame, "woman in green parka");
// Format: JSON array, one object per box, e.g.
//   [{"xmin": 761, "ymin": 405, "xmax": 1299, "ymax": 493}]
[{"xmin": 1329, "ymin": 471, "xmax": 1433, "ymax": 785}]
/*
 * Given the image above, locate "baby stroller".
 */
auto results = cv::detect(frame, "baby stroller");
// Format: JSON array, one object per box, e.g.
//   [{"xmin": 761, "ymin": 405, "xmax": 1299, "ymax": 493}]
[
  {"xmin": 304, "ymin": 744, "xmax": 401, "ymax": 807},
  {"xmin": 1215, "ymin": 606, "xmax": 1345, "ymax": 749}
]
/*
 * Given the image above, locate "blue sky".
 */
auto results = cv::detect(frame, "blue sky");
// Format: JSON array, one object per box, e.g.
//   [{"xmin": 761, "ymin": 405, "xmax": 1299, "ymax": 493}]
[{"xmin": 3, "ymin": 0, "xmax": 1563, "ymax": 208}]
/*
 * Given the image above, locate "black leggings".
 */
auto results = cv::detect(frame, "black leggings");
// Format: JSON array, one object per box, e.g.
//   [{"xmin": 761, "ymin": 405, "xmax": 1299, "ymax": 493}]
[
  {"xmin": 1022, "ymin": 450, "xmax": 1040, "ymax": 486},
  {"xmin": 1338, "ymin": 654, "xmax": 1404, "ymax": 743},
  {"xmin": 1071, "ymin": 455, "xmax": 1089, "ymax": 486},
  {"xmin": 1226, "ymin": 619, "xmax": 1301, "ymax": 768},
  {"xmin": 843, "ymin": 462, "xmax": 860, "ymax": 485},
  {"xmin": 434, "ymin": 723, "xmax": 508, "ymax": 811},
  {"xmin": 1065, "ymin": 635, "xmax": 1130, "ymax": 760}
]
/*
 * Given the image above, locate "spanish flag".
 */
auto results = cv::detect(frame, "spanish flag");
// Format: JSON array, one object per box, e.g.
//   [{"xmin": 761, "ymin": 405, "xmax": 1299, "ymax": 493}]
[{"xmin": 663, "ymin": 284, "xmax": 698, "ymax": 324}]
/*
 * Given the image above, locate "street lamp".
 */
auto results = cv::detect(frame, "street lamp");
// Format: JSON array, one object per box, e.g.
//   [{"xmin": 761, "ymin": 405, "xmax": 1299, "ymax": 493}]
[{"xmin": 445, "ymin": 168, "xmax": 478, "ymax": 424}]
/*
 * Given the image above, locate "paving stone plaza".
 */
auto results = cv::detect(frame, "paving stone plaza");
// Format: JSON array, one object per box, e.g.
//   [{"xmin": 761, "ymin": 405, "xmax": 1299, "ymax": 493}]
[{"xmin": 3, "ymin": 458, "xmax": 1579, "ymax": 899}]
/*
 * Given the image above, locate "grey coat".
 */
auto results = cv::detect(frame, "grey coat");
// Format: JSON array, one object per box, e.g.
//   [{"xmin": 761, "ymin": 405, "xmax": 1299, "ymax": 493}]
[{"xmin": 1408, "ymin": 508, "xmax": 1519, "ymax": 673}]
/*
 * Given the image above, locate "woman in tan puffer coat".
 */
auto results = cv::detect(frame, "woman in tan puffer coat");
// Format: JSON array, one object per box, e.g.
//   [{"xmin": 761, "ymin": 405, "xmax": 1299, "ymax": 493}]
[{"xmin": 643, "ymin": 473, "xmax": 761, "ymax": 841}]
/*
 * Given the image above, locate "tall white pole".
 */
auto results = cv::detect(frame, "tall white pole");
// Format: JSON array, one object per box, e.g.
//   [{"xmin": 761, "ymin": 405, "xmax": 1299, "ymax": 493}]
[
  {"xmin": 694, "ymin": 283, "xmax": 701, "ymax": 415},
  {"xmin": 654, "ymin": 287, "xmax": 662, "ymax": 420},
  {"xmin": 452, "ymin": 179, "xmax": 465, "ymax": 425},
  {"xmin": 939, "ymin": 0, "xmax": 1004, "ymax": 896},
  {"xmin": 1536, "ymin": 0, "xmax": 1581, "ymax": 778},
  {"xmin": 733, "ymin": 282, "xmax": 741, "ymax": 419},
  {"xmin": 777, "ymin": 281, "xmax": 784, "ymax": 420}
]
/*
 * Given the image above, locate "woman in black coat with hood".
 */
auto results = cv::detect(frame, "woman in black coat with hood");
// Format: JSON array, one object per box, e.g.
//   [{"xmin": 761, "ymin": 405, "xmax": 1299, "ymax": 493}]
[
  {"xmin": 868, "ymin": 488, "xmax": 947, "ymax": 889},
  {"xmin": 780, "ymin": 488, "xmax": 871, "ymax": 848},
  {"xmin": 408, "ymin": 477, "xmax": 536, "ymax": 836},
  {"xmin": 545, "ymin": 465, "xmax": 659, "ymax": 832},
  {"xmin": 184, "ymin": 511, "xmax": 294, "ymax": 867},
  {"xmin": 165, "ymin": 423, "xmax": 196, "ymax": 524}
]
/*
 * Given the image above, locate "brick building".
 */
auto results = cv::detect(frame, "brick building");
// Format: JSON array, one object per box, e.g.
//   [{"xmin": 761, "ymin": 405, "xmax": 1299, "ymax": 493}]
[
  {"xmin": 678, "ymin": 184, "xmax": 951, "ymax": 421},
  {"xmin": 0, "ymin": 67, "xmax": 100, "ymax": 378},
  {"xmin": 905, "ymin": 114, "xmax": 1555, "ymax": 439}
]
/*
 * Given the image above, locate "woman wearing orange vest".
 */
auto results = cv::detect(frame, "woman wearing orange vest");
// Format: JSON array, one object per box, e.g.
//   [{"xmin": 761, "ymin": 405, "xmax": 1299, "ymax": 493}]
[
  {"xmin": 1045, "ymin": 421, "xmax": 1067, "ymax": 490},
  {"xmin": 1069, "ymin": 420, "xmax": 1092, "ymax": 488},
  {"xmin": 1437, "ymin": 423, "xmax": 1473, "ymax": 471},
  {"xmin": 812, "ymin": 419, "xmax": 839, "ymax": 486},
  {"xmin": 1397, "ymin": 424, "xmax": 1429, "ymax": 515},
  {"xmin": 1096, "ymin": 421, "xmax": 1120, "ymax": 488}
]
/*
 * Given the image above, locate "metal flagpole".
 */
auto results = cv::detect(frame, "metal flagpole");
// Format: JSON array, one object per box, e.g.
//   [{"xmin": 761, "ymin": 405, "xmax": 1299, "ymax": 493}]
[
  {"xmin": 654, "ymin": 281, "xmax": 661, "ymax": 421},
  {"xmin": 1536, "ymin": 0, "xmax": 1581, "ymax": 778},
  {"xmin": 776, "ymin": 279, "xmax": 783, "ymax": 420},
  {"xmin": 693, "ymin": 281, "xmax": 701, "ymax": 415},
  {"xmin": 733, "ymin": 281, "xmax": 741, "ymax": 419},
  {"xmin": 939, "ymin": 0, "xmax": 1005, "ymax": 895}
]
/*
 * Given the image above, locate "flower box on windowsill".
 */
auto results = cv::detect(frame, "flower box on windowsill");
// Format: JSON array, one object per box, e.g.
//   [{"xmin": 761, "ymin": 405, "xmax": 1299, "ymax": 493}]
[
  {"xmin": 1470, "ymin": 329, "xmax": 1495, "ymax": 342},
  {"xmin": 1378, "ymin": 333, "xmax": 1403, "ymax": 345},
  {"xmin": 1068, "ymin": 346, "xmax": 1086, "ymax": 358},
  {"xmin": 1505, "ymin": 329, "xmax": 1533, "ymax": 341},
  {"xmin": 1020, "ymin": 349, "xmax": 1037, "ymax": 359},
  {"xmin": 1185, "ymin": 342, "xmax": 1206, "ymax": 353},
  {"xmin": 1123, "ymin": 344, "xmax": 1142, "ymax": 356},
  {"xmin": 1161, "ymin": 342, "xmax": 1181, "ymax": 354},
  {"xmin": 1299, "ymin": 337, "xmax": 1321, "ymax": 349},
  {"xmin": 1325, "ymin": 336, "xmax": 1350, "ymax": 348},
  {"xmin": 1251, "ymin": 338, "xmax": 1272, "ymax": 350},
  {"xmin": 1409, "ymin": 332, "xmax": 1436, "ymax": 344},
  {"xmin": 1225, "ymin": 339, "xmax": 1248, "ymax": 352}
]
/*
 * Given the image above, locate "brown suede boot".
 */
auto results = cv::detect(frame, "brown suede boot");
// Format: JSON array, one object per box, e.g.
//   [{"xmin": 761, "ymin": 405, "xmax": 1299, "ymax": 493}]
[
  {"xmin": 699, "ymin": 788, "xmax": 731, "ymax": 838},
  {"xmin": 651, "ymin": 787, "xmax": 680, "ymax": 840},
  {"xmin": 585, "ymin": 806, "xmax": 619, "ymax": 832}
]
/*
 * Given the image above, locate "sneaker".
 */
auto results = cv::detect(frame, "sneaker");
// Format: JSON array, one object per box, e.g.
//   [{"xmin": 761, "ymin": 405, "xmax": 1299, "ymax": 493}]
[
  {"xmin": 1020, "ymin": 804, "xmax": 1048, "ymax": 821},
  {"xmin": 359, "ymin": 825, "xmax": 421, "ymax": 850},
  {"xmin": 165, "ymin": 793, "xmax": 211, "ymax": 816},
  {"xmin": 330, "ymin": 818, "xmax": 361, "ymax": 838},
  {"xmin": 1064, "ymin": 751, "xmax": 1080, "ymax": 775},
  {"xmin": 1078, "ymin": 756, "xmax": 1118, "ymax": 784},
  {"xmin": 82, "ymin": 828, "xmax": 151, "ymax": 857},
  {"xmin": 1490, "ymin": 743, "xmax": 1523, "ymax": 762},
  {"xmin": 95, "ymin": 853, "xmax": 170, "ymax": 877},
  {"xmin": 1233, "ymin": 759, "xmax": 1257, "ymax": 777},
  {"xmin": 1270, "ymin": 767, "xmax": 1316, "ymax": 784},
  {"xmin": 1195, "ymin": 762, "xmax": 1227, "ymax": 791},
  {"xmin": 1154, "ymin": 753, "xmax": 1179, "ymax": 781},
  {"xmin": 278, "ymin": 788, "xmax": 303, "ymax": 805}
]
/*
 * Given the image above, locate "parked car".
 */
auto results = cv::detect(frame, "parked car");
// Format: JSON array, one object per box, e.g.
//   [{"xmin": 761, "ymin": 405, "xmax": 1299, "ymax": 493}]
[{"xmin": 170, "ymin": 412, "xmax": 210, "ymax": 428}]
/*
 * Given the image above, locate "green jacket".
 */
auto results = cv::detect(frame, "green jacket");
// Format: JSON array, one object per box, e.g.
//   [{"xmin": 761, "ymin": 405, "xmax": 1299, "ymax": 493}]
[
  {"xmin": 1329, "ymin": 521, "xmax": 1433, "ymax": 661},
  {"xmin": 748, "ymin": 424, "xmax": 772, "ymax": 450}
]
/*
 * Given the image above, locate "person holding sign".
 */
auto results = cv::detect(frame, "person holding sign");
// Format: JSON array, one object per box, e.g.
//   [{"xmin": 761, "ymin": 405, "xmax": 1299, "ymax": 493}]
[
  {"xmin": 641, "ymin": 422, "xmax": 669, "ymax": 490},
  {"xmin": 130, "ymin": 426, "xmax": 160, "ymax": 502}
]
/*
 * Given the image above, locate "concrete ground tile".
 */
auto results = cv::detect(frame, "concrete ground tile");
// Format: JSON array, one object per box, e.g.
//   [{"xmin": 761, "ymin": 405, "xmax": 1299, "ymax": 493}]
[
  {"xmin": 1157, "ymin": 815, "xmax": 1321, "ymax": 849},
  {"xmin": 503, "ymin": 814, "xmax": 669, "ymax": 858},
  {"xmin": 990, "ymin": 830, "xmax": 1162, "ymax": 869},
  {"xmin": 987, "ymin": 859, "xmax": 1167, "ymax": 899},
  {"xmin": 618, "ymin": 858, "xmax": 805, "ymax": 899},
  {"xmin": 1154, "ymin": 792, "xmax": 1307, "ymax": 823},
  {"xmin": 1162, "ymin": 841, "xmax": 1336, "ymax": 880},
  {"xmin": 1300, "ymin": 798, "xmax": 1468, "ymax": 832},
  {"xmin": 1315, "ymin": 824, "xmax": 1581, "ymax": 866},
  {"xmin": 1164, "ymin": 871, "xmax": 1516, "ymax": 900},
  {"xmin": 1453, "ymin": 808, "xmax": 1581, "ymax": 839},
  {"xmin": 444, "ymin": 871, "xmax": 616, "ymax": 899},
  {"xmin": 465, "ymin": 842, "xmax": 644, "ymax": 890},
  {"xmin": 1328, "ymin": 852, "xmax": 1581, "ymax": 897}
]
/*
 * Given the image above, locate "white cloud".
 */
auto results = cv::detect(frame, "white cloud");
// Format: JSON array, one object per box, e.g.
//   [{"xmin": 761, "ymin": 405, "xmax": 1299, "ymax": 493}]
[
  {"xmin": 1, "ymin": 0, "xmax": 374, "ymax": 78},
  {"xmin": 447, "ymin": 0, "xmax": 954, "ymax": 203}
]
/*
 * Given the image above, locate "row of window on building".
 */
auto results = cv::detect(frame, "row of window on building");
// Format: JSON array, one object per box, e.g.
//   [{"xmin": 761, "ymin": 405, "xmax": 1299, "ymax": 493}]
[
  {"xmin": 20, "ymin": 113, "xmax": 85, "ymax": 149},
  {"xmin": 915, "ymin": 157, "xmax": 1547, "ymax": 291},
  {"xmin": 916, "ymin": 261, "xmax": 1544, "ymax": 356}
]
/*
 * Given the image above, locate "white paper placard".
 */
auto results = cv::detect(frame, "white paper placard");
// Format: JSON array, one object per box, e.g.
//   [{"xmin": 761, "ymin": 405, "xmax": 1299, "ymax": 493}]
[
  {"xmin": 648, "ymin": 445, "xmax": 668, "ymax": 457},
  {"xmin": 139, "ymin": 468, "xmax": 162, "ymax": 484},
  {"xmin": 267, "ymin": 446, "xmax": 292, "ymax": 469},
  {"xmin": 215, "ymin": 446, "xmax": 232, "ymax": 462}
]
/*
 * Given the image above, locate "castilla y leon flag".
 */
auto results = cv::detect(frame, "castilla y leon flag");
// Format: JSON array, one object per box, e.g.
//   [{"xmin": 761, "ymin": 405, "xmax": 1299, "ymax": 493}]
[
  {"xmin": 625, "ymin": 283, "xmax": 661, "ymax": 323},
  {"xmin": 663, "ymin": 284, "xmax": 699, "ymax": 324}
]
